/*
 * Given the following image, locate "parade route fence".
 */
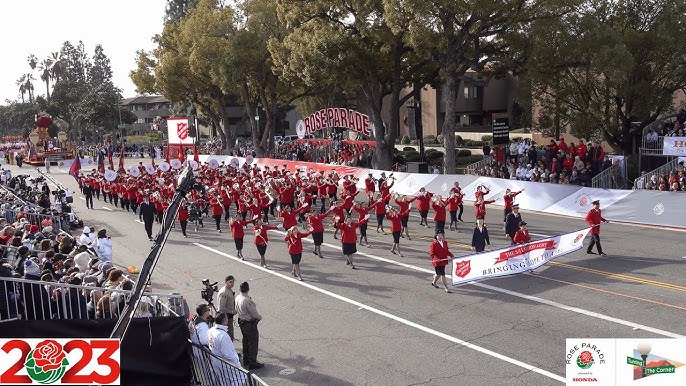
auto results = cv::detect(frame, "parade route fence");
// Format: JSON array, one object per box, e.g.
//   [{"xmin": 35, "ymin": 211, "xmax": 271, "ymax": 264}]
[
  {"xmin": 197, "ymin": 155, "xmax": 686, "ymax": 229},
  {"xmin": 0, "ymin": 276, "xmax": 185, "ymax": 322},
  {"xmin": 188, "ymin": 340, "xmax": 267, "ymax": 386}
]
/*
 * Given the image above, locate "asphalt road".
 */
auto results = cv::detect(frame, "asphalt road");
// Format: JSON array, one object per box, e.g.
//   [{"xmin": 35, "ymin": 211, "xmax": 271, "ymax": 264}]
[{"xmin": 8, "ymin": 159, "xmax": 686, "ymax": 386}]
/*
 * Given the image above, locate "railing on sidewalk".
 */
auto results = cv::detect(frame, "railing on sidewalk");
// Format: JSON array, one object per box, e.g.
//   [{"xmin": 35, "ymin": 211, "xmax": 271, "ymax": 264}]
[
  {"xmin": 188, "ymin": 340, "xmax": 267, "ymax": 386},
  {"xmin": 0, "ymin": 207, "xmax": 69, "ymax": 234},
  {"xmin": 591, "ymin": 160, "xmax": 627, "ymax": 189},
  {"xmin": 465, "ymin": 156, "xmax": 491, "ymax": 175},
  {"xmin": 633, "ymin": 158, "xmax": 680, "ymax": 189},
  {"xmin": 0, "ymin": 276, "xmax": 185, "ymax": 322}
]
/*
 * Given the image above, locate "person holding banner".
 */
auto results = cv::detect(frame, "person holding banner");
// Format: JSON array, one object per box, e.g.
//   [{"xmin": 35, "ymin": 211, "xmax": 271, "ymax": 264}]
[
  {"xmin": 585, "ymin": 200, "xmax": 609, "ymax": 256},
  {"xmin": 429, "ymin": 230, "xmax": 453, "ymax": 293},
  {"xmin": 513, "ymin": 221, "xmax": 531, "ymax": 244},
  {"xmin": 505, "ymin": 204, "xmax": 524, "ymax": 244},
  {"xmin": 470, "ymin": 217, "xmax": 490, "ymax": 253}
]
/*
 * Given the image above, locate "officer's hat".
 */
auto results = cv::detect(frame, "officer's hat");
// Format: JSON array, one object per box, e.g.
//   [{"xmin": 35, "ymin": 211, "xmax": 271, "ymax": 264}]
[
  {"xmin": 592, "ymin": 200, "xmax": 600, "ymax": 205},
  {"xmin": 519, "ymin": 221, "xmax": 527, "ymax": 227}
]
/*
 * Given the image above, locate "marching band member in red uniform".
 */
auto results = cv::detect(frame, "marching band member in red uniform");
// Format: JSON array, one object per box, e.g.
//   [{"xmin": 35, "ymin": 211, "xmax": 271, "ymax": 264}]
[
  {"xmin": 352, "ymin": 202, "xmax": 374, "ymax": 246},
  {"xmin": 585, "ymin": 199, "xmax": 608, "ymax": 256},
  {"xmin": 502, "ymin": 188, "xmax": 524, "ymax": 226},
  {"xmin": 307, "ymin": 207, "xmax": 333, "ymax": 258},
  {"xmin": 336, "ymin": 214, "xmax": 370, "ymax": 269},
  {"xmin": 474, "ymin": 197, "xmax": 496, "ymax": 221},
  {"xmin": 415, "ymin": 188, "xmax": 433, "ymax": 227},
  {"xmin": 450, "ymin": 182, "xmax": 464, "ymax": 221},
  {"xmin": 395, "ymin": 195, "xmax": 417, "ymax": 240},
  {"xmin": 364, "ymin": 173, "xmax": 376, "ymax": 204},
  {"xmin": 178, "ymin": 201, "xmax": 190, "ymax": 237},
  {"xmin": 371, "ymin": 194, "xmax": 390, "ymax": 234},
  {"xmin": 230, "ymin": 216, "xmax": 255, "ymax": 260},
  {"xmin": 429, "ymin": 230, "xmax": 453, "ymax": 293},
  {"xmin": 253, "ymin": 218, "xmax": 281, "ymax": 267},
  {"xmin": 432, "ymin": 195, "xmax": 449, "ymax": 233},
  {"xmin": 447, "ymin": 192, "xmax": 462, "ymax": 232},
  {"xmin": 285, "ymin": 226, "xmax": 312, "ymax": 281},
  {"xmin": 386, "ymin": 207, "xmax": 409, "ymax": 257}
]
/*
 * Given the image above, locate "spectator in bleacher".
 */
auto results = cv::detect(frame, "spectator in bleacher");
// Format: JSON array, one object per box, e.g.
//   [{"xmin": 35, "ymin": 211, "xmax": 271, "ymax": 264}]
[
  {"xmin": 646, "ymin": 129, "xmax": 658, "ymax": 143},
  {"xmin": 96, "ymin": 294, "xmax": 116, "ymax": 319},
  {"xmin": 103, "ymin": 269, "xmax": 124, "ymax": 290},
  {"xmin": 95, "ymin": 229, "xmax": 113, "ymax": 262},
  {"xmin": 576, "ymin": 140, "xmax": 588, "ymax": 161},
  {"xmin": 72, "ymin": 245, "xmax": 90, "ymax": 273},
  {"xmin": 19, "ymin": 259, "xmax": 51, "ymax": 320},
  {"xmin": 60, "ymin": 275, "xmax": 88, "ymax": 319},
  {"xmin": 79, "ymin": 226, "xmax": 97, "ymax": 247}
]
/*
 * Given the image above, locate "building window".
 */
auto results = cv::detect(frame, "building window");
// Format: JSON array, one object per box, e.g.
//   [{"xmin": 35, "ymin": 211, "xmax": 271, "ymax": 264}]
[{"xmin": 464, "ymin": 86, "xmax": 478, "ymax": 99}]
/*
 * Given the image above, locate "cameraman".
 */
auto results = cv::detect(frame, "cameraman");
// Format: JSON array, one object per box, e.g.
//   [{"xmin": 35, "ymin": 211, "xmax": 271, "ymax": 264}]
[{"xmin": 188, "ymin": 304, "xmax": 212, "ymax": 347}]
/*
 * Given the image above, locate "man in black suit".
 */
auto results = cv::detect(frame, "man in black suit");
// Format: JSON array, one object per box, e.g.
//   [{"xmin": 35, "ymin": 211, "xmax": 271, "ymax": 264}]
[
  {"xmin": 139, "ymin": 195, "xmax": 156, "ymax": 240},
  {"xmin": 82, "ymin": 182, "xmax": 94, "ymax": 209},
  {"xmin": 471, "ymin": 217, "xmax": 490, "ymax": 253},
  {"xmin": 505, "ymin": 204, "xmax": 523, "ymax": 245}
]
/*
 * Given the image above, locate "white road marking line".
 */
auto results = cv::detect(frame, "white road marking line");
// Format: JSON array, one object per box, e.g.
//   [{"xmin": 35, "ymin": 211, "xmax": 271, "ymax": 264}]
[
  {"xmin": 134, "ymin": 219, "xmax": 144, "ymax": 224},
  {"xmin": 193, "ymin": 242, "xmax": 566, "ymax": 383},
  {"xmin": 102, "ymin": 207, "xmax": 113, "ymax": 211},
  {"xmin": 268, "ymin": 230, "xmax": 685, "ymax": 339},
  {"xmin": 78, "ymin": 197, "xmax": 86, "ymax": 201}
]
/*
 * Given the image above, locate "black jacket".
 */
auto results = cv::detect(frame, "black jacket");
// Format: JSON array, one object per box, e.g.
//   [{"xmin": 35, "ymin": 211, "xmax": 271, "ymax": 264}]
[
  {"xmin": 505, "ymin": 212, "xmax": 523, "ymax": 238},
  {"xmin": 139, "ymin": 202, "xmax": 155, "ymax": 220},
  {"xmin": 471, "ymin": 226, "xmax": 490, "ymax": 252}
]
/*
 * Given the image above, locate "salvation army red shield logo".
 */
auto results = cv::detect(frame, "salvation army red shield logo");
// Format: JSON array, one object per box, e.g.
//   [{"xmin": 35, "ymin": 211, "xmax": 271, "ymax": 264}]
[
  {"xmin": 455, "ymin": 260, "xmax": 471, "ymax": 278},
  {"xmin": 177, "ymin": 122, "xmax": 189, "ymax": 140}
]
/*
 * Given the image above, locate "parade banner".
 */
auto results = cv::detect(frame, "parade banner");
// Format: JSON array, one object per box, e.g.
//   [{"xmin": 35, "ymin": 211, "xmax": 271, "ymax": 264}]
[
  {"xmin": 662, "ymin": 136, "xmax": 686, "ymax": 156},
  {"xmin": 451, "ymin": 227, "xmax": 592, "ymax": 286}
]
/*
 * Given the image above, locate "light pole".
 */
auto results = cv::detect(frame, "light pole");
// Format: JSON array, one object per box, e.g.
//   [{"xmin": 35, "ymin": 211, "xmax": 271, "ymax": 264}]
[{"xmin": 637, "ymin": 342, "xmax": 651, "ymax": 378}]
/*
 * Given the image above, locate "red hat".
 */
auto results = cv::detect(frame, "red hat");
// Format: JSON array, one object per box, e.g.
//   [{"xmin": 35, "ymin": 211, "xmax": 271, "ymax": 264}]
[
  {"xmin": 17, "ymin": 214, "xmax": 25, "ymax": 220},
  {"xmin": 29, "ymin": 225, "xmax": 39, "ymax": 233}
]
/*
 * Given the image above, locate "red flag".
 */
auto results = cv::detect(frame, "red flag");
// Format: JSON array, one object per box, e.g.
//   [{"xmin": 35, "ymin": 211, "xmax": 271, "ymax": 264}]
[
  {"xmin": 178, "ymin": 146, "xmax": 185, "ymax": 162},
  {"xmin": 69, "ymin": 154, "xmax": 81, "ymax": 181},
  {"xmin": 193, "ymin": 145, "xmax": 199, "ymax": 163},
  {"xmin": 165, "ymin": 145, "xmax": 170, "ymax": 164},
  {"xmin": 118, "ymin": 146, "xmax": 125, "ymax": 171}
]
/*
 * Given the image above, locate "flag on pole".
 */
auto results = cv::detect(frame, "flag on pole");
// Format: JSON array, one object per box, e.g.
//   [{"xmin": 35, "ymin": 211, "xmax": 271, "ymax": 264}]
[
  {"xmin": 178, "ymin": 146, "xmax": 185, "ymax": 163},
  {"xmin": 108, "ymin": 146, "xmax": 114, "ymax": 170},
  {"xmin": 118, "ymin": 146, "xmax": 125, "ymax": 172},
  {"xmin": 97, "ymin": 150, "xmax": 105, "ymax": 173},
  {"xmin": 68, "ymin": 154, "xmax": 81, "ymax": 181},
  {"xmin": 165, "ymin": 145, "xmax": 170, "ymax": 164},
  {"xmin": 193, "ymin": 145, "xmax": 199, "ymax": 163}
]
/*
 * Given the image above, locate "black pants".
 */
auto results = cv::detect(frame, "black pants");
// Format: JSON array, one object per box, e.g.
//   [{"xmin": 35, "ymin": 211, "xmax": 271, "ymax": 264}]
[
  {"xmin": 85, "ymin": 195, "xmax": 93, "ymax": 209},
  {"xmin": 239, "ymin": 320, "xmax": 259, "ymax": 366},
  {"xmin": 180, "ymin": 220, "xmax": 187, "ymax": 236},
  {"xmin": 95, "ymin": 189, "xmax": 101, "ymax": 200},
  {"xmin": 113, "ymin": 195, "xmax": 119, "ymax": 208},
  {"xmin": 143, "ymin": 218, "xmax": 154, "ymax": 239},
  {"xmin": 213, "ymin": 215, "xmax": 221, "ymax": 230},
  {"xmin": 224, "ymin": 205, "xmax": 232, "ymax": 221},
  {"xmin": 122, "ymin": 199, "xmax": 130, "ymax": 212},
  {"xmin": 587, "ymin": 234, "xmax": 604, "ymax": 254},
  {"xmin": 156, "ymin": 210, "xmax": 163, "ymax": 223},
  {"xmin": 131, "ymin": 202, "xmax": 138, "ymax": 214},
  {"xmin": 435, "ymin": 221, "xmax": 445, "ymax": 233},
  {"xmin": 458, "ymin": 204, "xmax": 464, "ymax": 220}
]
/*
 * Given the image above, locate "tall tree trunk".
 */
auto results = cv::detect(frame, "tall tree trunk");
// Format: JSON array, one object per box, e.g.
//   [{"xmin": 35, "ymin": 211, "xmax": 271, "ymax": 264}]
[
  {"xmin": 241, "ymin": 83, "xmax": 261, "ymax": 156},
  {"xmin": 442, "ymin": 72, "xmax": 457, "ymax": 174},
  {"xmin": 218, "ymin": 96, "xmax": 235, "ymax": 151},
  {"xmin": 45, "ymin": 78, "xmax": 50, "ymax": 104}
]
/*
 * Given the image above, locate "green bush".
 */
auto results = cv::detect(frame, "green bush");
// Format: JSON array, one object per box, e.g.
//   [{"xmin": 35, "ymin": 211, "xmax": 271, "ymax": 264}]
[
  {"xmin": 403, "ymin": 146, "xmax": 416, "ymax": 152},
  {"xmin": 410, "ymin": 139, "xmax": 418, "ymax": 145},
  {"xmin": 405, "ymin": 152, "xmax": 421, "ymax": 162},
  {"xmin": 455, "ymin": 135, "xmax": 465, "ymax": 146},
  {"xmin": 464, "ymin": 139, "xmax": 485, "ymax": 148},
  {"xmin": 423, "ymin": 135, "xmax": 437, "ymax": 144},
  {"xmin": 401, "ymin": 135, "xmax": 411, "ymax": 144},
  {"xmin": 428, "ymin": 151, "xmax": 444, "ymax": 161},
  {"xmin": 481, "ymin": 135, "xmax": 493, "ymax": 143},
  {"xmin": 456, "ymin": 149, "xmax": 472, "ymax": 157},
  {"xmin": 436, "ymin": 134, "xmax": 444, "ymax": 144}
]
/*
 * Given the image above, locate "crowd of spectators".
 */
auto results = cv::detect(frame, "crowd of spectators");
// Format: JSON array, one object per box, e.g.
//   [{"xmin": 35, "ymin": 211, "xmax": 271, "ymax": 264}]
[
  {"xmin": 472, "ymin": 138, "xmax": 615, "ymax": 187},
  {"xmin": 637, "ymin": 165, "xmax": 686, "ymax": 192},
  {"xmin": 645, "ymin": 108, "xmax": 686, "ymax": 142}
]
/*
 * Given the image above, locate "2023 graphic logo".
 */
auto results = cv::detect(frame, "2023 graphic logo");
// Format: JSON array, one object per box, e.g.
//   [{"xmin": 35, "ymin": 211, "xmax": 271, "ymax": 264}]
[{"xmin": 0, "ymin": 339, "xmax": 120, "ymax": 385}]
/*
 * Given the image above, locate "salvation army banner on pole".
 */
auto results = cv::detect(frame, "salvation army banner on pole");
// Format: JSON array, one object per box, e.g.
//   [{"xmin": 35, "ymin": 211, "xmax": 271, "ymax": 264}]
[
  {"xmin": 451, "ymin": 227, "xmax": 592, "ymax": 286},
  {"xmin": 662, "ymin": 136, "xmax": 686, "ymax": 156}
]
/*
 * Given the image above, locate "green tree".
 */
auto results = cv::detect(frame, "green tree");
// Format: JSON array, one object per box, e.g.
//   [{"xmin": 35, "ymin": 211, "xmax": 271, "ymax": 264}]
[
  {"xmin": 386, "ymin": 0, "xmax": 575, "ymax": 173},
  {"xmin": 527, "ymin": 0, "xmax": 686, "ymax": 153},
  {"xmin": 38, "ymin": 58, "xmax": 54, "ymax": 103},
  {"xmin": 164, "ymin": 0, "xmax": 198, "ymax": 24},
  {"xmin": 273, "ymin": 0, "xmax": 437, "ymax": 169},
  {"xmin": 0, "ymin": 102, "xmax": 39, "ymax": 136}
]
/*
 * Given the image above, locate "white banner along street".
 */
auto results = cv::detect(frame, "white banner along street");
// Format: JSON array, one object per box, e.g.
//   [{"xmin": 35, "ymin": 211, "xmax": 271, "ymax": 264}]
[
  {"xmin": 451, "ymin": 228, "xmax": 593, "ymax": 286},
  {"xmin": 662, "ymin": 136, "xmax": 686, "ymax": 156}
]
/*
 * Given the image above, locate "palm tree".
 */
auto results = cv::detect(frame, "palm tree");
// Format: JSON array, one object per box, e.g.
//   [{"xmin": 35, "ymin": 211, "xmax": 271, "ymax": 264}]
[
  {"xmin": 23, "ymin": 73, "xmax": 35, "ymax": 103},
  {"xmin": 27, "ymin": 54, "xmax": 38, "ymax": 70},
  {"xmin": 50, "ymin": 52, "xmax": 67, "ymax": 83},
  {"xmin": 39, "ymin": 58, "xmax": 54, "ymax": 103},
  {"xmin": 16, "ymin": 75, "xmax": 27, "ymax": 103}
]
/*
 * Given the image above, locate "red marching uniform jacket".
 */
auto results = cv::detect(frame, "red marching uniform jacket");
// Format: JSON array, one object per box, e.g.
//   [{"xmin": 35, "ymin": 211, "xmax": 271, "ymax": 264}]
[
  {"xmin": 279, "ymin": 206, "xmax": 307, "ymax": 229},
  {"xmin": 416, "ymin": 193, "xmax": 433, "ymax": 211},
  {"xmin": 503, "ymin": 191, "xmax": 522, "ymax": 211},
  {"xmin": 285, "ymin": 231, "xmax": 312, "ymax": 254},
  {"xmin": 364, "ymin": 178, "xmax": 376, "ymax": 193},
  {"xmin": 474, "ymin": 200, "xmax": 496, "ymax": 218},
  {"xmin": 230, "ymin": 219, "xmax": 253, "ymax": 239},
  {"xmin": 396, "ymin": 197, "xmax": 416, "ymax": 217},
  {"xmin": 338, "ymin": 220, "xmax": 368, "ymax": 244},
  {"xmin": 432, "ymin": 201, "xmax": 448, "ymax": 221},
  {"xmin": 253, "ymin": 224, "xmax": 278, "ymax": 245},
  {"xmin": 429, "ymin": 240, "xmax": 454, "ymax": 268},
  {"xmin": 386, "ymin": 211, "xmax": 408, "ymax": 233},
  {"xmin": 177, "ymin": 207, "xmax": 190, "ymax": 222},
  {"xmin": 513, "ymin": 229, "xmax": 531, "ymax": 244},
  {"xmin": 307, "ymin": 208, "xmax": 333, "ymax": 233},
  {"xmin": 585, "ymin": 208, "xmax": 606, "ymax": 235}
]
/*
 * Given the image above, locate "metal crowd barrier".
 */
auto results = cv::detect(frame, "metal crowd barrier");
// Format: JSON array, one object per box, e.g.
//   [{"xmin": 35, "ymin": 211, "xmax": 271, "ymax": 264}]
[
  {"xmin": 465, "ymin": 157, "xmax": 492, "ymax": 175},
  {"xmin": 0, "ymin": 208, "xmax": 68, "ymax": 233},
  {"xmin": 633, "ymin": 158, "xmax": 680, "ymax": 189},
  {"xmin": 188, "ymin": 340, "xmax": 267, "ymax": 386},
  {"xmin": 0, "ymin": 276, "xmax": 185, "ymax": 322},
  {"xmin": 591, "ymin": 162, "xmax": 627, "ymax": 189}
]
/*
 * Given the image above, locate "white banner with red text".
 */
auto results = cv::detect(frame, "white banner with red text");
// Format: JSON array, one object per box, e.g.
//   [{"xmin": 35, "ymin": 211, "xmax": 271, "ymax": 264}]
[
  {"xmin": 662, "ymin": 136, "xmax": 686, "ymax": 156},
  {"xmin": 451, "ymin": 228, "xmax": 592, "ymax": 286}
]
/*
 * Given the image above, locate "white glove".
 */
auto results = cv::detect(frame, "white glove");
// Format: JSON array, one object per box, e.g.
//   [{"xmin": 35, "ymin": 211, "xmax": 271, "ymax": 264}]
[
  {"xmin": 302, "ymin": 202, "xmax": 309, "ymax": 208},
  {"xmin": 276, "ymin": 224, "xmax": 283, "ymax": 229},
  {"xmin": 308, "ymin": 227, "xmax": 314, "ymax": 232},
  {"xmin": 276, "ymin": 205, "xmax": 281, "ymax": 211},
  {"xmin": 364, "ymin": 214, "xmax": 370, "ymax": 220},
  {"xmin": 252, "ymin": 215, "xmax": 259, "ymax": 220}
]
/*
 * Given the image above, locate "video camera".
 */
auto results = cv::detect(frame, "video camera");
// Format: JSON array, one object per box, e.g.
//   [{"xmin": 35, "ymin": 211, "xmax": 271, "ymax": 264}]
[{"xmin": 200, "ymin": 279, "xmax": 219, "ymax": 305}]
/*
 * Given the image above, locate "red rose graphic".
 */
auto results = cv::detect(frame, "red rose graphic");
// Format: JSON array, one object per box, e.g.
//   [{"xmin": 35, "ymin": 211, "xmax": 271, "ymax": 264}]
[
  {"xmin": 33, "ymin": 340, "xmax": 66, "ymax": 372},
  {"xmin": 579, "ymin": 351, "xmax": 593, "ymax": 365}
]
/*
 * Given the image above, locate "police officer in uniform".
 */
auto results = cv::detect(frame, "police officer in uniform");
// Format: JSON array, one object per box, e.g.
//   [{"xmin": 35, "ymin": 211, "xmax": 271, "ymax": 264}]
[
  {"xmin": 505, "ymin": 204, "xmax": 524, "ymax": 244},
  {"xmin": 217, "ymin": 275, "xmax": 237, "ymax": 340},
  {"xmin": 235, "ymin": 282, "xmax": 263, "ymax": 370}
]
